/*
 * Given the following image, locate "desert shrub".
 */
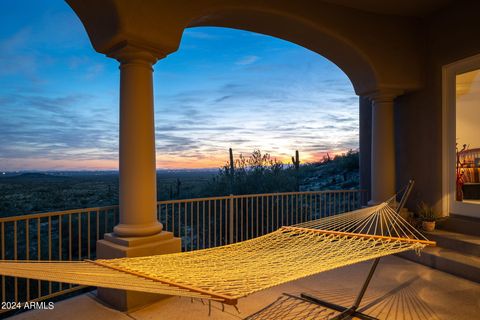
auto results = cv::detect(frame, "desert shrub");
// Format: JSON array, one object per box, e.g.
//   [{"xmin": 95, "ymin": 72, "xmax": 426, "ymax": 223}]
[{"xmin": 202, "ymin": 150, "xmax": 297, "ymax": 196}]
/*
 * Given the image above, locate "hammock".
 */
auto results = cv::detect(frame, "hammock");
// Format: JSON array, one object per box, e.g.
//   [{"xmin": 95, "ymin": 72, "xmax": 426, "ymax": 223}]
[{"xmin": 0, "ymin": 198, "xmax": 435, "ymax": 306}]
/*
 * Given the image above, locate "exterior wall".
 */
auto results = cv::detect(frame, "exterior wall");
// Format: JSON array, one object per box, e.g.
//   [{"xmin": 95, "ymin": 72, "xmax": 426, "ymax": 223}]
[
  {"xmin": 359, "ymin": 96, "xmax": 371, "ymax": 201},
  {"xmin": 395, "ymin": 1, "xmax": 480, "ymax": 213}
]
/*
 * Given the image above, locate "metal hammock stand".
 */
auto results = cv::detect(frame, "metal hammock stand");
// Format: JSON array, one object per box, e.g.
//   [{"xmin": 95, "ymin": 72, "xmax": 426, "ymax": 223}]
[{"xmin": 299, "ymin": 180, "xmax": 416, "ymax": 320}]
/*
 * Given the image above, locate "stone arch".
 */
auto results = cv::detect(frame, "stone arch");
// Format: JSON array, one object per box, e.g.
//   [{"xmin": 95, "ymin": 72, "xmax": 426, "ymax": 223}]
[
  {"xmin": 67, "ymin": 0, "xmax": 423, "ymax": 96},
  {"xmin": 67, "ymin": 0, "xmax": 424, "ymax": 210}
]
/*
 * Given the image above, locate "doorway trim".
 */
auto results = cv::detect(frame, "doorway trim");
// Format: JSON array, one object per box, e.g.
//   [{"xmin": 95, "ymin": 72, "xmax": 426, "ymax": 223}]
[{"xmin": 442, "ymin": 53, "xmax": 480, "ymax": 218}]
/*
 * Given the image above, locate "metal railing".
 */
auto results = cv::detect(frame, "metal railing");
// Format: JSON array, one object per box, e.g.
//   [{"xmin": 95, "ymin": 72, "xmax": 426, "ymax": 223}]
[
  {"xmin": 0, "ymin": 206, "xmax": 119, "ymax": 313},
  {"xmin": 0, "ymin": 189, "xmax": 366, "ymax": 313},
  {"xmin": 158, "ymin": 190, "xmax": 367, "ymax": 251}
]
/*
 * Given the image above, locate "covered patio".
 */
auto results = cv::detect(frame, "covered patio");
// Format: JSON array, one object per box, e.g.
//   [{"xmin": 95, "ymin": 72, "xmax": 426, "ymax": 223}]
[
  {"xmin": 60, "ymin": 0, "xmax": 428, "ymax": 310},
  {"xmin": 2, "ymin": 0, "xmax": 480, "ymax": 318}
]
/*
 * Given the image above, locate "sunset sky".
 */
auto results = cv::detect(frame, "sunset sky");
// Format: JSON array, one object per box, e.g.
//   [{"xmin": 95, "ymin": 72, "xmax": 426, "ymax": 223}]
[{"xmin": 0, "ymin": 1, "xmax": 359, "ymax": 171}]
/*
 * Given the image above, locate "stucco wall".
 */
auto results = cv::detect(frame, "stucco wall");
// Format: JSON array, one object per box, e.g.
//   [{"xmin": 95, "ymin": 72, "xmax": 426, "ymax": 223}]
[
  {"xmin": 359, "ymin": 96, "xmax": 371, "ymax": 203},
  {"xmin": 395, "ymin": 1, "xmax": 480, "ymax": 213}
]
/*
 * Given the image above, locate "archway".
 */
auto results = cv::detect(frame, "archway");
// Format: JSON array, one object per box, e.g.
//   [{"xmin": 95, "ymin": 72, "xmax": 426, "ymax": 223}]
[
  {"xmin": 64, "ymin": 3, "xmax": 418, "ymax": 310},
  {"xmin": 154, "ymin": 26, "xmax": 359, "ymax": 173}
]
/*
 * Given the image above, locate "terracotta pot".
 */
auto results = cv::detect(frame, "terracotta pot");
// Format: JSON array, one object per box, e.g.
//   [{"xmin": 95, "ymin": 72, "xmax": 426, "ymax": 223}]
[
  {"xmin": 399, "ymin": 211, "xmax": 410, "ymax": 220},
  {"xmin": 422, "ymin": 221, "xmax": 435, "ymax": 232}
]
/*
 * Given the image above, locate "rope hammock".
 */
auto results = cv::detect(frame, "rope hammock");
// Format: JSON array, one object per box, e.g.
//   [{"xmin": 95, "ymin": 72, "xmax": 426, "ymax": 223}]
[{"xmin": 0, "ymin": 198, "xmax": 435, "ymax": 306}]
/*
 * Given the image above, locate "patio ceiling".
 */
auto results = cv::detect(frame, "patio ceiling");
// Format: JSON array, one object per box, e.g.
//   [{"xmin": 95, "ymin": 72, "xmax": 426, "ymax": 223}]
[{"xmin": 321, "ymin": 0, "xmax": 453, "ymax": 17}]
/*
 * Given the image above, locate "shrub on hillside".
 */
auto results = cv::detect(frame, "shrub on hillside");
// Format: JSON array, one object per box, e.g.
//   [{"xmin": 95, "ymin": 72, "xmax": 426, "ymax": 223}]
[
  {"xmin": 201, "ymin": 149, "xmax": 360, "ymax": 196},
  {"xmin": 202, "ymin": 150, "xmax": 297, "ymax": 196}
]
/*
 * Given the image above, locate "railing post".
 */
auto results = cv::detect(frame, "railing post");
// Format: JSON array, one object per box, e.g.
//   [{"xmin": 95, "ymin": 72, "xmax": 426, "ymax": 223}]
[{"xmin": 229, "ymin": 194, "xmax": 234, "ymax": 244}]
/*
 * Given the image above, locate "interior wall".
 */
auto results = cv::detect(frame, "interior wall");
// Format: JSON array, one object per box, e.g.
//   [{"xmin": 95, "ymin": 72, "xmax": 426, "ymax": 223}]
[
  {"xmin": 456, "ymin": 70, "xmax": 480, "ymax": 148},
  {"xmin": 395, "ymin": 0, "xmax": 480, "ymax": 213}
]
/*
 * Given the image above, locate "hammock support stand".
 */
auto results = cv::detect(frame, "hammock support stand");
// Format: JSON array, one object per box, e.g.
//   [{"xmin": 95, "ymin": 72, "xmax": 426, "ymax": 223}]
[
  {"xmin": 298, "ymin": 180, "xmax": 415, "ymax": 320},
  {"xmin": 301, "ymin": 258, "xmax": 380, "ymax": 320}
]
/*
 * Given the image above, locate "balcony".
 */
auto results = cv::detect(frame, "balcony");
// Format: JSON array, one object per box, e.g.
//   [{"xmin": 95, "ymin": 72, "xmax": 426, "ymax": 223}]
[
  {"xmin": 0, "ymin": 190, "xmax": 362, "ymax": 315},
  {"xmin": 2, "ymin": 189, "xmax": 480, "ymax": 319}
]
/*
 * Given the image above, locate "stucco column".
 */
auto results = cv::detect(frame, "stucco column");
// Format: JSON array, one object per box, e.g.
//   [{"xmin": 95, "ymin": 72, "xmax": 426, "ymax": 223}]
[
  {"xmin": 368, "ymin": 90, "xmax": 400, "ymax": 205},
  {"xmin": 111, "ymin": 46, "xmax": 163, "ymax": 237},
  {"xmin": 96, "ymin": 46, "xmax": 181, "ymax": 311}
]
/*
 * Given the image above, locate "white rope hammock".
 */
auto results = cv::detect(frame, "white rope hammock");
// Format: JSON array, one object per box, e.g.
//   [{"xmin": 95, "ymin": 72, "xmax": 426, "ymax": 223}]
[{"xmin": 0, "ymin": 200, "xmax": 435, "ymax": 305}]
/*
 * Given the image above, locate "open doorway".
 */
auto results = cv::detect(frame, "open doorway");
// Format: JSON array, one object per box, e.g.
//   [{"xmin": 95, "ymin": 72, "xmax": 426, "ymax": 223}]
[
  {"xmin": 443, "ymin": 54, "xmax": 480, "ymax": 217},
  {"xmin": 456, "ymin": 69, "xmax": 480, "ymax": 205}
]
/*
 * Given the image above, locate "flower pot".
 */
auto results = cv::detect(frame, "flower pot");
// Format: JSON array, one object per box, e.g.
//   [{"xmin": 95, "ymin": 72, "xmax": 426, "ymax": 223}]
[
  {"xmin": 422, "ymin": 221, "xmax": 435, "ymax": 232},
  {"xmin": 399, "ymin": 210, "xmax": 410, "ymax": 220}
]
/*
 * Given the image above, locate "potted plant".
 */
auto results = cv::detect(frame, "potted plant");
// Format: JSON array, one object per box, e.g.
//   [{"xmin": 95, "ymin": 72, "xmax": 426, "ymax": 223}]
[{"xmin": 417, "ymin": 202, "xmax": 437, "ymax": 232}]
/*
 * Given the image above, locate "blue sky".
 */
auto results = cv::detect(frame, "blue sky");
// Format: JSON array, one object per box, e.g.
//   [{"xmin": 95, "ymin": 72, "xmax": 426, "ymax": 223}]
[{"xmin": 0, "ymin": 1, "xmax": 358, "ymax": 171}]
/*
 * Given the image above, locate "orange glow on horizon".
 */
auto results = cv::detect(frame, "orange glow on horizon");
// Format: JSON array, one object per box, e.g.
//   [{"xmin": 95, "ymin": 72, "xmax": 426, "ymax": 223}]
[
  {"xmin": 1, "ymin": 150, "xmax": 353, "ymax": 171},
  {"xmin": 155, "ymin": 149, "xmax": 351, "ymax": 169}
]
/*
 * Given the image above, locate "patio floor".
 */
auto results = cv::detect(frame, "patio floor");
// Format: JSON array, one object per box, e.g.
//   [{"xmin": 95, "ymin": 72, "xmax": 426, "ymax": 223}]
[{"xmin": 9, "ymin": 255, "xmax": 480, "ymax": 320}]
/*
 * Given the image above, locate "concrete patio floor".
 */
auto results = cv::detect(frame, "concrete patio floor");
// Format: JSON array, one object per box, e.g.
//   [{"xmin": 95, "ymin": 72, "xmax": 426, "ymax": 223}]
[{"xmin": 8, "ymin": 256, "xmax": 480, "ymax": 320}]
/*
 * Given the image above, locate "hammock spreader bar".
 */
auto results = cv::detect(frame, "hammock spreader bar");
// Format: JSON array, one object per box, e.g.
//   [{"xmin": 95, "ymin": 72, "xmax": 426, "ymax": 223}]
[{"xmin": 282, "ymin": 226, "xmax": 436, "ymax": 246}]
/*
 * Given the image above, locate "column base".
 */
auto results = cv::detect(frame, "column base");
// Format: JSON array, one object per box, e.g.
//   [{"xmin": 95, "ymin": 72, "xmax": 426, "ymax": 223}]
[
  {"xmin": 96, "ymin": 231, "xmax": 181, "ymax": 311},
  {"xmin": 113, "ymin": 221, "xmax": 163, "ymax": 237}
]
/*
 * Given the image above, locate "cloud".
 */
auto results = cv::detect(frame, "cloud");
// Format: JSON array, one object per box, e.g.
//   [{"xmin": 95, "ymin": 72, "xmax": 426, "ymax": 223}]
[
  {"xmin": 0, "ymin": 28, "xmax": 30, "ymax": 49},
  {"xmin": 155, "ymin": 133, "xmax": 197, "ymax": 152},
  {"xmin": 0, "ymin": 28, "xmax": 40, "ymax": 80},
  {"xmin": 327, "ymin": 96, "xmax": 359, "ymax": 105},
  {"xmin": 11, "ymin": 94, "xmax": 92, "ymax": 113},
  {"xmin": 0, "ymin": 93, "xmax": 118, "ymax": 165},
  {"xmin": 235, "ymin": 55, "xmax": 259, "ymax": 65},
  {"xmin": 0, "ymin": 22, "xmax": 360, "ymax": 170},
  {"xmin": 183, "ymin": 30, "xmax": 219, "ymax": 40},
  {"xmin": 84, "ymin": 64, "xmax": 105, "ymax": 79},
  {"xmin": 326, "ymin": 114, "xmax": 357, "ymax": 123},
  {"xmin": 156, "ymin": 124, "xmax": 241, "ymax": 133},
  {"xmin": 213, "ymin": 95, "xmax": 232, "ymax": 103},
  {"xmin": 150, "ymin": 67, "xmax": 359, "ymax": 165}
]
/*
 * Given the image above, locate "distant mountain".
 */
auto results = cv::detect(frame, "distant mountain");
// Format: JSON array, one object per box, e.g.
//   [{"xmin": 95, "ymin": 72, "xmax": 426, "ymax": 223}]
[
  {"xmin": 17, "ymin": 172, "xmax": 54, "ymax": 178},
  {"xmin": 0, "ymin": 172, "xmax": 67, "ymax": 181}
]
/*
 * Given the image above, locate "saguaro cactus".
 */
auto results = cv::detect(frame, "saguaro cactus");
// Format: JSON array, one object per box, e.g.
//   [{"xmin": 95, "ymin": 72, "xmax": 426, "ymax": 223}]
[
  {"xmin": 176, "ymin": 178, "xmax": 181, "ymax": 198},
  {"xmin": 292, "ymin": 150, "xmax": 300, "ymax": 170},
  {"xmin": 292, "ymin": 150, "xmax": 300, "ymax": 191},
  {"xmin": 229, "ymin": 148, "xmax": 235, "ymax": 194}
]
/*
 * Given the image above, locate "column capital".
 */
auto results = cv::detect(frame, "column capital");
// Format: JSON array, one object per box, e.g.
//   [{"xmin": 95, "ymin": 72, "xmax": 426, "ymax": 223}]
[
  {"xmin": 366, "ymin": 88, "xmax": 404, "ymax": 103},
  {"xmin": 106, "ymin": 41, "xmax": 165, "ymax": 66}
]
